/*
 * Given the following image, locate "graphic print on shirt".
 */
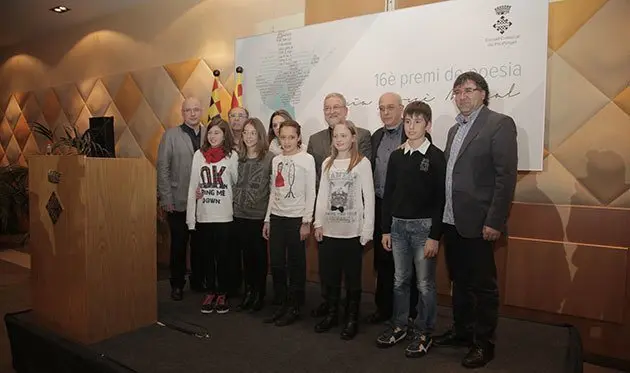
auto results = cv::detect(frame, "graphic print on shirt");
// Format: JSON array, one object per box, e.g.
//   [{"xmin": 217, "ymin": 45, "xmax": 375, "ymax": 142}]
[
  {"xmin": 234, "ymin": 162, "xmax": 263, "ymax": 208},
  {"xmin": 199, "ymin": 165, "xmax": 227, "ymax": 204},
  {"xmin": 275, "ymin": 162, "xmax": 285, "ymax": 187},
  {"xmin": 327, "ymin": 169, "xmax": 358, "ymax": 224},
  {"xmin": 274, "ymin": 159, "xmax": 297, "ymax": 200}
]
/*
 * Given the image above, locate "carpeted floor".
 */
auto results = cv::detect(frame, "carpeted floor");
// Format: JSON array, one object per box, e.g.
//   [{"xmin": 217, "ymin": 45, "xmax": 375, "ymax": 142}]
[{"xmin": 91, "ymin": 280, "xmax": 574, "ymax": 373}]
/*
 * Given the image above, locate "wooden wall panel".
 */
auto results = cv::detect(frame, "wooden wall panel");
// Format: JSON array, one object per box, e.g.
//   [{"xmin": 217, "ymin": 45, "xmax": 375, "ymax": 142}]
[
  {"xmin": 509, "ymin": 202, "xmax": 630, "ymax": 247},
  {"xmin": 305, "ymin": 0, "xmax": 384, "ymax": 25},
  {"xmin": 504, "ymin": 238, "xmax": 627, "ymax": 324},
  {"xmin": 396, "ymin": 0, "xmax": 443, "ymax": 9}
]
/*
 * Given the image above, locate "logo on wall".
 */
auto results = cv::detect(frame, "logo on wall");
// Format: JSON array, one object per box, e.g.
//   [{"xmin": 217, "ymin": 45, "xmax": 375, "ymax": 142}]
[{"xmin": 493, "ymin": 5, "xmax": 513, "ymax": 34}]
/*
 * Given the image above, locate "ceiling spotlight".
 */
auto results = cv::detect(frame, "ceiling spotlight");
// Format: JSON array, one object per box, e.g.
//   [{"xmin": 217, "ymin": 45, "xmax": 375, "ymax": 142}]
[{"xmin": 50, "ymin": 6, "xmax": 71, "ymax": 13}]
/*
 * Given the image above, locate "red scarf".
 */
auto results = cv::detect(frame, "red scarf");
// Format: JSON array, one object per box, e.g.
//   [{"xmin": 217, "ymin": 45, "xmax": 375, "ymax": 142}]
[{"xmin": 202, "ymin": 147, "xmax": 225, "ymax": 163}]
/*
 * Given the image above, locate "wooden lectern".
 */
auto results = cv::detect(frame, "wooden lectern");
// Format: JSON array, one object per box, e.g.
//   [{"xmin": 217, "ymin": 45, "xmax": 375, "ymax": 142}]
[{"xmin": 28, "ymin": 155, "xmax": 157, "ymax": 344}]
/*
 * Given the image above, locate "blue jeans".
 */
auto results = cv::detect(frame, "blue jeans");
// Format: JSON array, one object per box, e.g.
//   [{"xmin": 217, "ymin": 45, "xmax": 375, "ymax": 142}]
[{"xmin": 391, "ymin": 217, "xmax": 437, "ymax": 333}]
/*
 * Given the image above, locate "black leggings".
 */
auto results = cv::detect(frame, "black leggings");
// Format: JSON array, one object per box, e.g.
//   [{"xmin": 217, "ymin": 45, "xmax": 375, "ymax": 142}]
[
  {"xmin": 235, "ymin": 218, "xmax": 268, "ymax": 296},
  {"xmin": 269, "ymin": 215, "xmax": 306, "ymax": 304},
  {"xmin": 319, "ymin": 236, "xmax": 362, "ymax": 292},
  {"xmin": 196, "ymin": 222, "xmax": 232, "ymax": 294}
]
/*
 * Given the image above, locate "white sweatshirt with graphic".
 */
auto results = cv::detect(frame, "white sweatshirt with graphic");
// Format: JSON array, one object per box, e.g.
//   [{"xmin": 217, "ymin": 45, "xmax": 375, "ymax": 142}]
[
  {"xmin": 314, "ymin": 157, "xmax": 375, "ymax": 245},
  {"xmin": 265, "ymin": 152, "xmax": 316, "ymax": 223},
  {"xmin": 186, "ymin": 150, "xmax": 239, "ymax": 229}
]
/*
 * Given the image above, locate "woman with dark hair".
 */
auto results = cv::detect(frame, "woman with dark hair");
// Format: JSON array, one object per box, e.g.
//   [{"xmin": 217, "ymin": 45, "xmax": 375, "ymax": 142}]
[{"xmin": 268, "ymin": 110, "xmax": 306, "ymax": 155}]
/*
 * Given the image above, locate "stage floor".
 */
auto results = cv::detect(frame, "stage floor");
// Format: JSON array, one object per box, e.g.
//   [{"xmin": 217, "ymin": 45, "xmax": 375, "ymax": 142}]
[{"xmin": 49, "ymin": 280, "xmax": 581, "ymax": 373}]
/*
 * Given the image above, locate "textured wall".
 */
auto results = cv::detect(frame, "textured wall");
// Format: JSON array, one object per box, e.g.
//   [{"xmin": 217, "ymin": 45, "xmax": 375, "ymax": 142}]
[{"xmin": 0, "ymin": 59, "xmax": 235, "ymax": 166}]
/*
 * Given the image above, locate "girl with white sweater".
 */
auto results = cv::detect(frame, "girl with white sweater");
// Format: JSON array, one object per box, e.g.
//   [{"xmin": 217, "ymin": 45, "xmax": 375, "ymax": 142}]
[
  {"xmin": 262, "ymin": 120, "xmax": 316, "ymax": 327},
  {"xmin": 187, "ymin": 118, "xmax": 238, "ymax": 315},
  {"xmin": 313, "ymin": 121, "xmax": 375, "ymax": 340}
]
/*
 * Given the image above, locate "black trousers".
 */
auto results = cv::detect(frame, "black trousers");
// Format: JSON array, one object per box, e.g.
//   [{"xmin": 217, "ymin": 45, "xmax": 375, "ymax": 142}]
[
  {"xmin": 443, "ymin": 223, "xmax": 499, "ymax": 344},
  {"xmin": 269, "ymin": 215, "xmax": 306, "ymax": 304},
  {"xmin": 167, "ymin": 211, "xmax": 203, "ymax": 290},
  {"xmin": 235, "ymin": 218, "xmax": 268, "ymax": 297},
  {"xmin": 373, "ymin": 197, "xmax": 418, "ymax": 319},
  {"xmin": 320, "ymin": 237, "xmax": 362, "ymax": 292},
  {"xmin": 197, "ymin": 222, "xmax": 233, "ymax": 294}
]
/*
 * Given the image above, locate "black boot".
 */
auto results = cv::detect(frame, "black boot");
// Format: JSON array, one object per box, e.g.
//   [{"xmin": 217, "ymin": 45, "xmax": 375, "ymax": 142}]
[
  {"xmin": 236, "ymin": 288, "xmax": 255, "ymax": 311},
  {"xmin": 314, "ymin": 287, "xmax": 339, "ymax": 333},
  {"xmin": 311, "ymin": 301, "xmax": 329, "ymax": 317},
  {"xmin": 275, "ymin": 293, "xmax": 300, "ymax": 327},
  {"xmin": 340, "ymin": 290, "xmax": 361, "ymax": 340},
  {"xmin": 264, "ymin": 301, "xmax": 288, "ymax": 324},
  {"xmin": 249, "ymin": 292, "xmax": 265, "ymax": 312}
]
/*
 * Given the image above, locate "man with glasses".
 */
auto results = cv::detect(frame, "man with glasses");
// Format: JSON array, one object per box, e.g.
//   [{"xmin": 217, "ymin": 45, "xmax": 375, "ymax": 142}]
[
  {"xmin": 157, "ymin": 97, "xmax": 207, "ymax": 300},
  {"xmin": 228, "ymin": 106, "xmax": 249, "ymax": 151},
  {"xmin": 307, "ymin": 92, "xmax": 372, "ymax": 319},
  {"xmin": 433, "ymin": 71, "xmax": 517, "ymax": 369}
]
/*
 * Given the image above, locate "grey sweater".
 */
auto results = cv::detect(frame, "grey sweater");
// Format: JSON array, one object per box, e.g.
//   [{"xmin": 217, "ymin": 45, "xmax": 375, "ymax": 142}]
[{"xmin": 232, "ymin": 152, "xmax": 274, "ymax": 220}]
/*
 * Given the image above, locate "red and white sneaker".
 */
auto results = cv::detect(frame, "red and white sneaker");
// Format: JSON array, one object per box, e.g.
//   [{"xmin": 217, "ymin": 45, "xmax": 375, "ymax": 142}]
[{"xmin": 201, "ymin": 293, "xmax": 216, "ymax": 314}]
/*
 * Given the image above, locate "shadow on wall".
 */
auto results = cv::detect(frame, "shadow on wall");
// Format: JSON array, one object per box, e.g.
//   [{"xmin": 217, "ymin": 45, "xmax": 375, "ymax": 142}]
[{"xmin": 563, "ymin": 150, "xmax": 628, "ymax": 324}]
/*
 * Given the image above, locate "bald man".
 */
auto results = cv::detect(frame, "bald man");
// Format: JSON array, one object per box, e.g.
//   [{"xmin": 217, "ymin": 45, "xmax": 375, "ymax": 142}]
[{"xmin": 157, "ymin": 97, "xmax": 207, "ymax": 301}]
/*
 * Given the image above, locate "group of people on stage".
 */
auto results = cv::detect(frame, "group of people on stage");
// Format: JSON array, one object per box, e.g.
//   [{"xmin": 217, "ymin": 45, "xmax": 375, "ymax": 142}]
[{"xmin": 157, "ymin": 71, "xmax": 518, "ymax": 369}]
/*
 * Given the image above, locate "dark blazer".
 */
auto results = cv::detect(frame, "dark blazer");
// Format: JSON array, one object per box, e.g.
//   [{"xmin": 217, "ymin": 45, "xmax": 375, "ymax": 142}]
[
  {"xmin": 370, "ymin": 125, "xmax": 406, "ymax": 171},
  {"xmin": 157, "ymin": 124, "xmax": 207, "ymax": 211},
  {"xmin": 371, "ymin": 124, "xmax": 433, "ymax": 171},
  {"xmin": 307, "ymin": 121, "xmax": 372, "ymax": 189},
  {"xmin": 444, "ymin": 106, "xmax": 518, "ymax": 238}
]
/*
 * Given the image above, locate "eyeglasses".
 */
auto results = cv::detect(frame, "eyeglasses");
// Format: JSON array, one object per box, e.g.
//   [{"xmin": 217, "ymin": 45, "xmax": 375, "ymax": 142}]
[
  {"xmin": 378, "ymin": 105, "xmax": 400, "ymax": 113},
  {"xmin": 324, "ymin": 105, "xmax": 345, "ymax": 113},
  {"xmin": 183, "ymin": 108, "xmax": 202, "ymax": 114},
  {"xmin": 229, "ymin": 113, "xmax": 247, "ymax": 119},
  {"xmin": 452, "ymin": 88, "xmax": 481, "ymax": 97}
]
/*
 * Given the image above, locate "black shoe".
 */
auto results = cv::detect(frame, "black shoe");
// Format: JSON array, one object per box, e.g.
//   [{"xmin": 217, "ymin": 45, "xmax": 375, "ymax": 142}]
[
  {"xmin": 236, "ymin": 290, "xmax": 255, "ymax": 312},
  {"xmin": 433, "ymin": 329, "xmax": 471, "ymax": 348},
  {"xmin": 366, "ymin": 310, "xmax": 390, "ymax": 324},
  {"xmin": 264, "ymin": 304, "xmax": 288, "ymax": 324},
  {"xmin": 405, "ymin": 332, "xmax": 433, "ymax": 358},
  {"xmin": 462, "ymin": 343, "xmax": 495, "ymax": 369},
  {"xmin": 375, "ymin": 326, "xmax": 407, "ymax": 348},
  {"xmin": 314, "ymin": 303, "xmax": 338, "ymax": 333},
  {"xmin": 275, "ymin": 305, "xmax": 300, "ymax": 326},
  {"xmin": 249, "ymin": 293, "xmax": 265, "ymax": 312},
  {"xmin": 311, "ymin": 301, "xmax": 329, "ymax": 317},
  {"xmin": 171, "ymin": 288, "xmax": 183, "ymax": 301}
]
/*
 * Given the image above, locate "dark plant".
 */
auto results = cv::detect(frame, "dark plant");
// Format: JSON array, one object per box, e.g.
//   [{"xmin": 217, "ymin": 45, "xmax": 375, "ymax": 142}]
[
  {"xmin": 0, "ymin": 165, "xmax": 28, "ymax": 234},
  {"xmin": 29, "ymin": 121, "xmax": 110, "ymax": 157}
]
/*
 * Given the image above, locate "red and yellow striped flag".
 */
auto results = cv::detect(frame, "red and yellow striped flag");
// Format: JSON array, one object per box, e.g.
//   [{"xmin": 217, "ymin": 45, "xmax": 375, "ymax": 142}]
[
  {"xmin": 206, "ymin": 69, "xmax": 222, "ymax": 122},
  {"xmin": 231, "ymin": 66, "xmax": 243, "ymax": 109}
]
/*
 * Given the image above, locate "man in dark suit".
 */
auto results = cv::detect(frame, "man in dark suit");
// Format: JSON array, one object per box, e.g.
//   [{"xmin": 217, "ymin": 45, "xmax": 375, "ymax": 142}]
[
  {"xmin": 157, "ymin": 97, "xmax": 207, "ymax": 301},
  {"xmin": 433, "ymin": 72, "xmax": 518, "ymax": 369},
  {"xmin": 307, "ymin": 92, "xmax": 372, "ymax": 317}
]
